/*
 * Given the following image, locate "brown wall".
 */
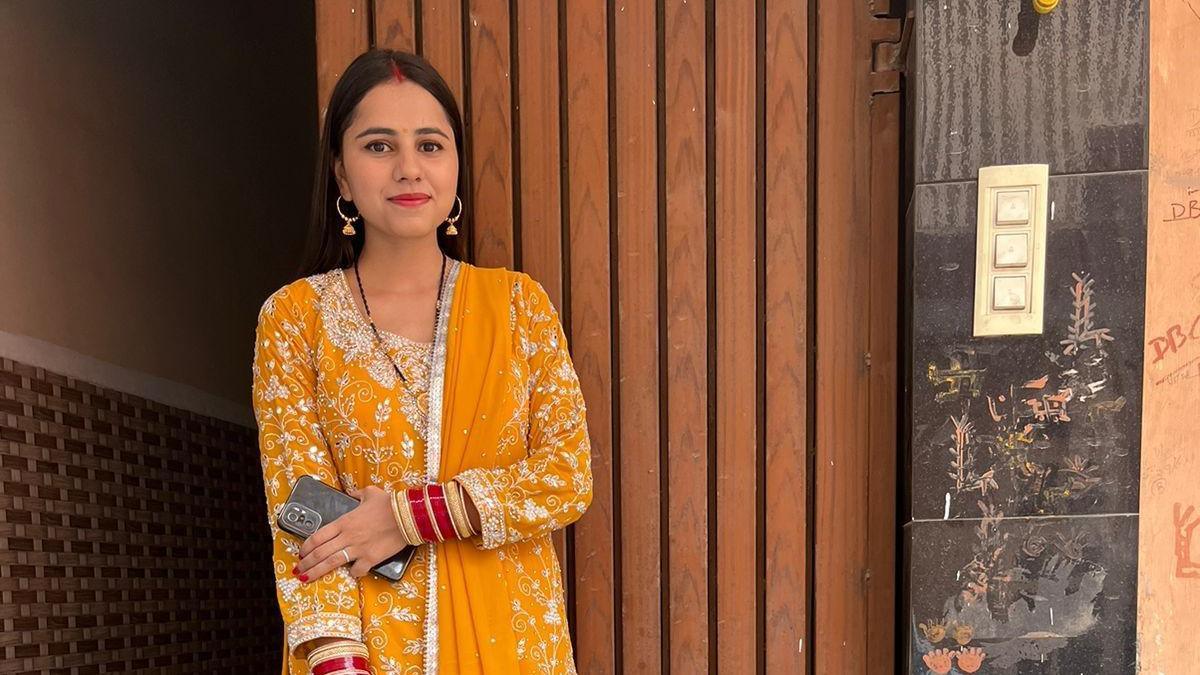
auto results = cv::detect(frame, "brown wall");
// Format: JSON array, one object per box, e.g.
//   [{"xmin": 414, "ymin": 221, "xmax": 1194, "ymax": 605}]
[
  {"xmin": 0, "ymin": 2, "xmax": 319, "ymax": 671},
  {"xmin": 1139, "ymin": 0, "xmax": 1200, "ymax": 669},
  {"xmin": 0, "ymin": 1, "xmax": 316, "ymax": 409},
  {"xmin": 0, "ymin": 356, "xmax": 276, "ymax": 673}
]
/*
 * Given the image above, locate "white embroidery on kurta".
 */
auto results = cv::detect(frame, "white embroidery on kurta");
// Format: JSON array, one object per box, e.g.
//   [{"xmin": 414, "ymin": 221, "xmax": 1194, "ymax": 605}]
[{"xmin": 253, "ymin": 265, "xmax": 589, "ymax": 674}]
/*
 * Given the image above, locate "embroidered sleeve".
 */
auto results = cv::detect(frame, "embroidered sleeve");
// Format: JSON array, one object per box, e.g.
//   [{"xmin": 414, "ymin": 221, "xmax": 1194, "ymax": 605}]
[
  {"xmin": 455, "ymin": 275, "xmax": 594, "ymax": 550},
  {"xmin": 251, "ymin": 286, "xmax": 364, "ymax": 654}
]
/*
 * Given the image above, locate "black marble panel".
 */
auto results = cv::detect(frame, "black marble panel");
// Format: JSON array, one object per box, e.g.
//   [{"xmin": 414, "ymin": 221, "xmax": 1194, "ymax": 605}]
[
  {"xmin": 910, "ymin": 172, "xmax": 1147, "ymax": 521},
  {"xmin": 906, "ymin": 514, "xmax": 1138, "ymax": 675},
  {"xmin": 912, "ymin": 0, "xmax": 1147, "ymax": 184}
]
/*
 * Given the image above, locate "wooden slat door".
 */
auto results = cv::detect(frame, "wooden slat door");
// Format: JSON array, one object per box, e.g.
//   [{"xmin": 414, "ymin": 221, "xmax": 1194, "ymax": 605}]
[{"xmin": 313, "ymin": 1, "xmax": 898, "ymax": 672}]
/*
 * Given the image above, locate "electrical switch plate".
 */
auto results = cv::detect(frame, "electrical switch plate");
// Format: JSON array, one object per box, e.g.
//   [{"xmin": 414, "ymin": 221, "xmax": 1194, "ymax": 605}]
[
  {"xmin": 973, "ymin": 164, "xmax": 1048, "ymax": 336},
  {"xmin": 994, "ymin": 232, "xmax": 1029, "ymax": 268},
  {"xmin": 992, "ymin": 276, "xmax": 1027, "ymax": 310},
  {"xmin": 995, "ymin": 190, "xmax": 1031, "ymax": 225}
]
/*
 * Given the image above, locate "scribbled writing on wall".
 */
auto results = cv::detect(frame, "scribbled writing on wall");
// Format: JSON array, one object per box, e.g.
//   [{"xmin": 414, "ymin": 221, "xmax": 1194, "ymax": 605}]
[
  {"xmin": 1061, "ymin": 273, "xmax": 1114, "ymax": 356},
  {"xmin": 914, "ymin": 271, "xmax": 1132, "ymax": 671},
  {"xmin": 1154, "ymin": 354, "xmax": 1200, "ymax": 387},
  {"xmin": 929, "ymin": 351, "xmax": 985, "ymax": 403},
  {"xmin": 912, "ymin": 517, "xmax": 1116, "ymax": 672},
  {"xmin": 927, "ymin": 272, "xmax": 1125, "ymax": 520},
  {"xmin": 1147, "ymin": 309, "xmax": 1200, "ymax": 365},
  {"xmin": 1175, "ymin": 503, "xmax": 1200, "ymax": 579},
  {"xmin": 1163, "ymin": 186, "xmax": 1199, "ymax": 223}
]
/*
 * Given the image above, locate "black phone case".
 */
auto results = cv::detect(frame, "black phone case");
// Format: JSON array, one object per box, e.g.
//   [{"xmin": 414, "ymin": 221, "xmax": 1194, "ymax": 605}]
[{"xmin": 277, "ymin": 475, "xmax": 416, "ymax": 582}]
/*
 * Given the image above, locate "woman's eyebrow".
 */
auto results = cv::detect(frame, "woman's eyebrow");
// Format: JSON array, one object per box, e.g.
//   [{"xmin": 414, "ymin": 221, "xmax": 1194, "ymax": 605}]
[
  {"xmin": 353, "ymin": 126, "xmax": 450, "ymax": 140},
  {"xmin": 414, "ymin": 127, "xmax": 450, "ymax": 139},
  {"xmin": 354, "ymin": 126, "xmax": 397, "ymax": 139}
]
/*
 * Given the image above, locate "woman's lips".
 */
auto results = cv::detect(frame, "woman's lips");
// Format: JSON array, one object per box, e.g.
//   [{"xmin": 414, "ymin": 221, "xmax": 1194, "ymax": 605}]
[{"xmin": 388, "ymin": 194, "xmax": 431, "ymax": 207}]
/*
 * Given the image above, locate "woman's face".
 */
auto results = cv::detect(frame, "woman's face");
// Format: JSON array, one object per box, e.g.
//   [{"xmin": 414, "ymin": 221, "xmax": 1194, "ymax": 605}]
[{"xmin": 333, "ymin": 80, "xmax": 459, "ymax": 242}]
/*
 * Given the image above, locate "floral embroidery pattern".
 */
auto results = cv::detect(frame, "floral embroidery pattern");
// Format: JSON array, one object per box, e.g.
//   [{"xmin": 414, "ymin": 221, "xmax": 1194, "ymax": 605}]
[
  {"xmin": 457, "ymin": 276, "xmax": 593, "ymax": 553},
  {"xmin": 252, "ymin": 266, "xmax": 590, "ymax": 674}
]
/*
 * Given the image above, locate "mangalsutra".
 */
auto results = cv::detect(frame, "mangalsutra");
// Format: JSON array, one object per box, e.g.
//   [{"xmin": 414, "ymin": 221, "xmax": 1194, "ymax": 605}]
[{"xmin": 353, "ymin": 254, "xmax": 446, "ymax": 399}]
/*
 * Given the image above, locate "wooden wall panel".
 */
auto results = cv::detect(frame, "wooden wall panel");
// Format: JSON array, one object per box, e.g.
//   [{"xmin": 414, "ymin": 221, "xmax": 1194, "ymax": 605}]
[
  {"xmin": 764, "ymin": 0, "xmax": 811, "ymax": 671},
  {"xmin": 814, "ymin": 0, "xmax": 871, "ymax": 672},
  {"xmin": 513, "ymin": 0, "xmax": 568, "ymax": 574},
  {"xmin": 420, "ymin": 1, "xmax": 464, "ymax": 108},
  {"xmin": 866, "ymin": 90, "xmax": 899, "ymax": 673},
  {"xmin": 315, "ymin": 0, "xmax": 369, "ymax": 123},
  {"xmin": 612, "ymin": 1, "xmax": 662, "ymax": 672},
  {"xmin": 373, "ymin": 0, "xmax": 416, "ymax": 52},
  {"xmin": 662, "ymin": 0, "xmax": 709, "ymax": 672},
  {"xmin": 466, "ymin": 1, "xmax": 514, "ymax": 268},
  {"xmin": 307, "ymin": 1, "xmax": 906, "ymax": 672},
  {"xmin": 715, "ymin": 0, "xmax": 760, "ymax": 671},
  {"xmin": 515, "ymin": 0, "xmax": 563, "ymax": 300},
  {"xmin": 563, "ymin": 2, "xmax": 616, "ymax": 671}
]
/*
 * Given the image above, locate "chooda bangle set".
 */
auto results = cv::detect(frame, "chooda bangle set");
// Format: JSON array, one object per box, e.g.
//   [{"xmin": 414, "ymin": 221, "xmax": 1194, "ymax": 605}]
[
  {"xmin": 306, "ymin": 639, "xmax": 369, "ymax": 674},
  {"xmin": 390, "ymin": 480, "xmax": 477, "ymax": 546}
]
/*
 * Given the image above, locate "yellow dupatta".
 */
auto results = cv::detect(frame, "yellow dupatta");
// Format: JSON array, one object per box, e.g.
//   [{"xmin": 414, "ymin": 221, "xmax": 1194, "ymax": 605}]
[{"xmin": 432, "ymin": 263, "xmax": 544, "ymax": 673}]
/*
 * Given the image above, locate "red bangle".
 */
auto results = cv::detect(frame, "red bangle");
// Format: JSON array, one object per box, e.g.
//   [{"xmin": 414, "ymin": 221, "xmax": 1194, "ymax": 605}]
[
  {"xmin": 407, "ymin": 487, "xmax": 437, "ymax": 542},
  {"xmin": 426, "ymin": 483, "xmax": 457, "ymax": 541},
  {"xmin": 421, "ymin": 485, "xmax": 445, "ymax": 542},
  {"xmin": 312, "ymin": 655, "xmax": 369, "ymax": 675}
]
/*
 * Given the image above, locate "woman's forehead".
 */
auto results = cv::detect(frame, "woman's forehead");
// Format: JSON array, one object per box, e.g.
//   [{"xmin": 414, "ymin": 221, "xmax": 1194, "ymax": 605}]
[{"xmin": 350, "ymin": 81, "xmax": 451, "ymax": 132}]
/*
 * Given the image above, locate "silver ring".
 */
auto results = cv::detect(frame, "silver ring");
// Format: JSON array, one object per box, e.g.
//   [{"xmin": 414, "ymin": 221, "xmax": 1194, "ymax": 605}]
[{"xmin": 340, "ymin": 549, "xmax": 351, "ymax": 564}]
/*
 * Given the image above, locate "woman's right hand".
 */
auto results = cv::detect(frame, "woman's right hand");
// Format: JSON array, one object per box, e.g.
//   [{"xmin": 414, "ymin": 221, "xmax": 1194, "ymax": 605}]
[{"xmin": 295, "ymin": 485, "xmax": 407, "ymax": 583}]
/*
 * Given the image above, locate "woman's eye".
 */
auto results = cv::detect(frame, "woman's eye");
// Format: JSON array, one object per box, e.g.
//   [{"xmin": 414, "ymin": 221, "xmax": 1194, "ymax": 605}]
[
  {"xmin": 419, "ymin": 141, "xmax": 443, "ymax": 153},
  {"xmin": 366, "ymin": 141, "xmax": 390, "ymax": 152}
]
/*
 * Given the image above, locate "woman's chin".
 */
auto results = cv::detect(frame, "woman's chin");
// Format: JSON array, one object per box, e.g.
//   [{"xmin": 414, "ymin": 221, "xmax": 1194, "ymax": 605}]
[{"xmin": 374, "ymin": 220, "xmax": 441, "ymax": 241}]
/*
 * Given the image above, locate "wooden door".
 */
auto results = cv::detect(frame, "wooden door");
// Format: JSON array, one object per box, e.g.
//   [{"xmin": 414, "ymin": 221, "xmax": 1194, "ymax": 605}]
[{"xmin": 312, "ymin": 1, "xmax": 899, "ymax": 671}]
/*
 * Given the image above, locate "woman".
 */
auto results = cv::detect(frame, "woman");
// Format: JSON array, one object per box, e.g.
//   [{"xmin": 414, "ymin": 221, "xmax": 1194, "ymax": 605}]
[{"xmin": 251, "ymin": 49, "xmax": 592, "ymax": 675}]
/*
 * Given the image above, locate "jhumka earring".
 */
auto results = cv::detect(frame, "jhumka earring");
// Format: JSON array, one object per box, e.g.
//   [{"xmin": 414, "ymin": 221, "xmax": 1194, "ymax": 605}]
[
  {"xmin": 336, "ymin": 196, "xmax": 361, "ymax": 236},
  {"xmin": 444, "ymin": 195, "xmax": 463, "ymax": 236}
]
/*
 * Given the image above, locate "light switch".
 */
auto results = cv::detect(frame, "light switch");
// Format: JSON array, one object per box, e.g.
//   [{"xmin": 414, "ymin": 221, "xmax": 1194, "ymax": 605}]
[
  {"xmin": 973, "ymin": 164, "xmax": 1048, "ymax": 336},
  {"xmin": 994, "ymin": 232, "xmax": 1029, "ymax": 268},
  {"xmin": 992, "ymin": 276, "xmax": 1027, "ymax": 310},
  {"xmin": 995, "ymin": 189, "xmax": 1031, "ymax": 225}
]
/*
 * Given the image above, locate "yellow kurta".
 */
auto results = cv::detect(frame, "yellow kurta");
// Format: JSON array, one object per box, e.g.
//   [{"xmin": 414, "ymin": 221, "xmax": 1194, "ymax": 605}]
[{"xmin": 251, "ymin": 260, "xmax": 592, "ymax": 674}]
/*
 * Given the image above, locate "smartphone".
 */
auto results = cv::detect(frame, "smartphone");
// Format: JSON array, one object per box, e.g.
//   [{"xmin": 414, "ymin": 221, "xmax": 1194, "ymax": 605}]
[{"xmin": 277, "ymin": 474, "xmax": 416, "ymax": 582}]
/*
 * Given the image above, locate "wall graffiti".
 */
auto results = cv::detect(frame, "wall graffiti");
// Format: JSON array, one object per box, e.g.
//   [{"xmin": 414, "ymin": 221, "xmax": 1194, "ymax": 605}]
[
  {"xmin": 1175, "ymin": 503, "xmax": 1200, "ymax": 579},
  {"xmin": 926, "ymin": 270, "xmax": 1127, "ymax": 521},
  {"xmin": 911, "ymin": 268, "xmax": 1141, "ymax": 673}
]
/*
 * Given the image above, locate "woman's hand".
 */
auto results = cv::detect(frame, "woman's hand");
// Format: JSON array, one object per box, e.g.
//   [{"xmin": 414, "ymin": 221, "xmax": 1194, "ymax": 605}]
[{"xmin": 295, "ymin": 485, "xmax": 407, "ymax": 582}]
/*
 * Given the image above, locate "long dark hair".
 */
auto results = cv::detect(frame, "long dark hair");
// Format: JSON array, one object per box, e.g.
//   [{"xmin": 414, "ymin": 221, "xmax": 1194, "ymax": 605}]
[{"xmin": 299, "ymin": 50, "xmax": 469, "ymax": 277}]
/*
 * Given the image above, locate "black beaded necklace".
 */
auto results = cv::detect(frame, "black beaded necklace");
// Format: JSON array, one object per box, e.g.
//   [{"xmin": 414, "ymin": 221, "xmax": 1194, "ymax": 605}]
[{"xmin": 352, "ymin": 253, "xmax": 446, "ymax": 392}]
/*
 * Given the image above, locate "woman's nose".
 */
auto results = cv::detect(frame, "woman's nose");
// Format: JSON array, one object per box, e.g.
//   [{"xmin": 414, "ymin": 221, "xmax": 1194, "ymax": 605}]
[{"xmin": 393, "ymin": 146, "xmax": 421, "ymax": 182}]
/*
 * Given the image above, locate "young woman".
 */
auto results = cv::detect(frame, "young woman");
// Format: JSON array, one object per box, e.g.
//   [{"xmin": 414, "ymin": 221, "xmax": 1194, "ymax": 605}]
[{"xmin": 251, "ymin": 50, "xmax": 593, "ymax": 674}]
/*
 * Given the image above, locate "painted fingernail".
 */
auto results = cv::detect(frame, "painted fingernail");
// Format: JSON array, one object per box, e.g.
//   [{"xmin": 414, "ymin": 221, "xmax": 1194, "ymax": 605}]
[{"xmin": 299, "ymin": 574, "xmax": 309, "ymax": 582}]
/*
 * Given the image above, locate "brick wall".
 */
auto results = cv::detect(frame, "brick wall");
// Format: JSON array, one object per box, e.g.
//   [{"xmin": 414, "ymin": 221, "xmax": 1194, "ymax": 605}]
[{"xmin": 0, "ymin": 356, "xmax": 279, "ymax": 674}]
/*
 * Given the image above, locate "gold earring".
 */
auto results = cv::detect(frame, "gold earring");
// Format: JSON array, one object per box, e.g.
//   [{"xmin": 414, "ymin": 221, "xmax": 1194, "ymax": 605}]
[
  {"xmin": 444, "ymin": 195, "xmax": 463, "ymax": 236},
  {"xmin": 336, "ymin": 196, "xmax": 360, "ymax": 236}
]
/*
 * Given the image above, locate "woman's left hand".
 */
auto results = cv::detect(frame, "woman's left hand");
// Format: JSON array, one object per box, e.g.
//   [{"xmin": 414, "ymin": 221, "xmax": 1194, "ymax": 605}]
[{"xmin": 295, "ymin": 485, "xmax": 408, "ymax": 582}]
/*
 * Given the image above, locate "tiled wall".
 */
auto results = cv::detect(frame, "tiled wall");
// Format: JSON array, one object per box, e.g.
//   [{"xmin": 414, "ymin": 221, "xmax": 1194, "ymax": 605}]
[
  {"xmin": 905, "ymin": 2, "xmax": 1148, "ymax": 673},
  {"xmin": 0, "ymin": 357, "xmax": 278, "ymax": 673}
]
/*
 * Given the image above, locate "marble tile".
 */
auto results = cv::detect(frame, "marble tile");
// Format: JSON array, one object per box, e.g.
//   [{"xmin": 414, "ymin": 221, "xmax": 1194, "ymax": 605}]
[
  {"xmin": 906, "ymin": 514, "xmax": 1138, "ymax": 674},
  {"xmin": 911, "ymin": 0, "xmax": 1147, "ymax": 183},
  {"xmin": 909, "ymin": 172, "xmax": 1146, "ymax": 521}
]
